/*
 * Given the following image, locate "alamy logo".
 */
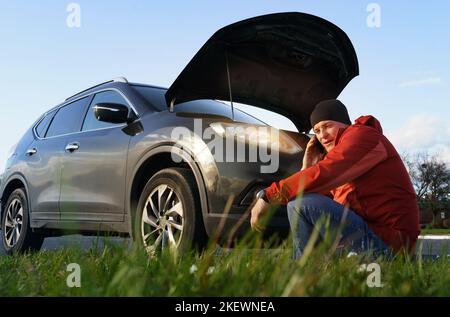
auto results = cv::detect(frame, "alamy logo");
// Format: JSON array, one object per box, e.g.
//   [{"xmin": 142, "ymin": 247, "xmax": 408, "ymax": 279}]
[
  {"xmin": 66, "ymin": 263, "xmax": 81, "ymax": 288},
  {"xmin": 366, "ymin": 3, "xmax": 381, "ymax": 28},
  {"xmin": 358, "ymin": 263, "xmax": 384, "ymax": 288},
  {"xmin": 170, "ymin": 119, "xmax": 300, "ymax": 174},
  {"xmin": 66, "ymin": 3, "xmax": 81, "ymax": 28}
]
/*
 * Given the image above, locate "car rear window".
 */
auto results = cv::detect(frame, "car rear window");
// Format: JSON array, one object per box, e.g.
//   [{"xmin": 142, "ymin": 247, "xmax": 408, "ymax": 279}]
[{"xmin": 131, "ymin": 85, "xmax": 265, "ymax": 125}]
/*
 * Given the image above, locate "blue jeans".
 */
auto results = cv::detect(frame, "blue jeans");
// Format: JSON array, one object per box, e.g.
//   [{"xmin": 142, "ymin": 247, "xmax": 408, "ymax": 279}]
[{"xmin": 287, "ymin": 193, "xmax": 389, "ymax": 260}]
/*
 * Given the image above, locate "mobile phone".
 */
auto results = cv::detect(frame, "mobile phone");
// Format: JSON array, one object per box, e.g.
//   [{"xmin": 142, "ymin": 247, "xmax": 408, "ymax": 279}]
[{"xmin": 311, "ymin": 135, "xmax": 325, "ymax": 153}]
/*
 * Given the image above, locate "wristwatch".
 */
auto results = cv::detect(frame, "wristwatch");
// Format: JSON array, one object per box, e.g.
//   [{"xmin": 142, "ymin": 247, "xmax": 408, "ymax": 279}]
[{"xmin": 255, "ymin": 189, "xmax": 269, "ymax": 203}]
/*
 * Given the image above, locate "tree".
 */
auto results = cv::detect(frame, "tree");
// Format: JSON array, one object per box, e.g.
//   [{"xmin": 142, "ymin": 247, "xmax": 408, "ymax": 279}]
[{"xmin": 401, "ymin": 152, "xmax": 450, "ymax": 226}]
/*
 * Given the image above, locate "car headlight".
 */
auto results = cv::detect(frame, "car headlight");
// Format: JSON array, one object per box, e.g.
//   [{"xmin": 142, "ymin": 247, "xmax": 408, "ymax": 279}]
[{"xmin": 209, "ymin": 122, "xmax": 301, "ymax": 154}]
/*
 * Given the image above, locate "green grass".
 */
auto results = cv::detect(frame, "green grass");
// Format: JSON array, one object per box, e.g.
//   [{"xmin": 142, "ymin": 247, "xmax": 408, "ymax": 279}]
[
  {"xmin": 420, "ymin": 228, "xmax": 450, "ymax": 235},
  {"xmin": 0, "ymin": 237, "xmax": 449, "ymax": 296}
]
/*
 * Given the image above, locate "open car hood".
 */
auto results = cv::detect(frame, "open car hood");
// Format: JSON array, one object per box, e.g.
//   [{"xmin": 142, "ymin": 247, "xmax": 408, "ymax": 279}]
[{"xmin": 165, "ymin": 12, "xmax": 359, "ymax": 132}]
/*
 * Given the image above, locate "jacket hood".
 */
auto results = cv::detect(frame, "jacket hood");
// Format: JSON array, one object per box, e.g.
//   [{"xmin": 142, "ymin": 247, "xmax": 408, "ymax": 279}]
[
  {"xmin": 165, "ymin": 12, "xmax": 359, "ymax": 132},
  {"xmin": 354, "ymin": 115, "xmax": 383, "ymax": 133}
]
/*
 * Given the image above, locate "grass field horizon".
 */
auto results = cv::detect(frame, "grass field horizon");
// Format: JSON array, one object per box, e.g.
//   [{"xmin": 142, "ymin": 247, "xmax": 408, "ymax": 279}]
[{"xmin": 1, "ymin": 234, "xmax": 449, "ymax": 297}]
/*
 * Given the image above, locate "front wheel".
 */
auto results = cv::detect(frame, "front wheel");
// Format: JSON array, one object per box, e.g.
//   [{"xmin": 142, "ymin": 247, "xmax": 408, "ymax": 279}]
[
  {"xmin": 1, "ymin": 188, "xmax": 44, "ymax": 254},
  {"xmin": 134, "ymin": 168, "xmax": 207, "ymax": 254}
]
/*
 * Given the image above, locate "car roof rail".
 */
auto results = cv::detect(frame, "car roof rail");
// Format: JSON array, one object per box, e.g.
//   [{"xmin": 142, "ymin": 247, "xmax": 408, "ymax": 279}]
[
  {"xmin": 112, "ymin": 76, "xmax": 128, "ymax": 83},
  {"xmin": 65, "ymin": 77, "xmax": 129, "ymax": 101}
]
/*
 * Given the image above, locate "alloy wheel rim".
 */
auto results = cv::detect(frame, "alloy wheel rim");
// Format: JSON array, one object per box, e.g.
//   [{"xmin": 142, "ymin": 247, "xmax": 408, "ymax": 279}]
[
  {"xmin": 4, "ymin": 198, "xmax": 23, "ymax": 248},
  {"xmin": 141, "ymin": 184, "xmax": 184, "ymax": 253}
]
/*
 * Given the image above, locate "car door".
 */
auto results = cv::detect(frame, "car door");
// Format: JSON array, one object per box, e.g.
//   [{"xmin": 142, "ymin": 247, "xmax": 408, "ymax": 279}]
[
  {"xmin": 59, "ymin": 89, "xmax": 134, "ymax": 222},
  {"xmin": 26, "ymin": 97, "xmax": 91, "ymax": 221}
]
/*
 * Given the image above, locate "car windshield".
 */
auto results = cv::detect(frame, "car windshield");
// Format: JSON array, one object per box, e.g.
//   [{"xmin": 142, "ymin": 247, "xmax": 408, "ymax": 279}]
[{"xmin": 131, "ymin": 85, "xmax": 266, "ymax": 125}]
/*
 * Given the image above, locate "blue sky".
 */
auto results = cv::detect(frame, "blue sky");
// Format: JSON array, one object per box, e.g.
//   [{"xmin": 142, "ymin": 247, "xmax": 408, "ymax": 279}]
[{"xmin": 0, "ymin": 0, "xmax": 449, "ymax": 167}]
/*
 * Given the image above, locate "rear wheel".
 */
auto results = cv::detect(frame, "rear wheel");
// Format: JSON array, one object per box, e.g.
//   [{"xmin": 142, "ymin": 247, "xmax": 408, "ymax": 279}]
[
  {"xmin": 1, "ymin": 188, "xmax": 44, "ymax": 254},
  {"xmin": 134, "ymin": 168, "xmax": 207, "ymax": 254}
]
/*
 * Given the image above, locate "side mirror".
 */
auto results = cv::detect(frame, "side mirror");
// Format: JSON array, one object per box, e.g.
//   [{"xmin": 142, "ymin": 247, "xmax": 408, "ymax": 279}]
[{"xmin": 93, "ymin": 103, "xmax": 130, "ymax": 124}]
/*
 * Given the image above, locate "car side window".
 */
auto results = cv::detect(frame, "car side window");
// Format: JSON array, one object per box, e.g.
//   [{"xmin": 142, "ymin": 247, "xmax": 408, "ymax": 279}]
[
  {"xmin": 82, "ymin": 90, "xmax": 130, "ymax": 132},
  {"xmin": 35, "ymin": 110, "xmax": 56, "ymax": 138},
  {"xmin": 46, "ymin": 97, "xmax": 90, "ymax": 138}
]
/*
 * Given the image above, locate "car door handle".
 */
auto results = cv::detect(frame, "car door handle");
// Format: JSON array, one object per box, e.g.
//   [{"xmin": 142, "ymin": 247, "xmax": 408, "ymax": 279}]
[
  {"xmin": 26, "ymin": 148, "xmax": 37, "ymax": 156},
  {"xmin": 65, "ymin": 143, "xmax": 80, "ymax": 153}
]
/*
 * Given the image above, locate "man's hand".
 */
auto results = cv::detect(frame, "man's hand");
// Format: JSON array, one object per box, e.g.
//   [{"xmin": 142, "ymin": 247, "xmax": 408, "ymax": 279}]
[
  {"xmin": 302, "ymin": 135, "xmax": 325, "ymax": 170},
  {"xmin": 250, "ymin": 198, "xmax": 270, "ymax": 232}
]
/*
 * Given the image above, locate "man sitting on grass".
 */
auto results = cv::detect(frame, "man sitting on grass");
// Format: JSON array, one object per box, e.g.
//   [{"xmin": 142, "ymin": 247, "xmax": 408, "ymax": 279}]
[{"xmin": 250, "ymin": 99, "xmax": 420, "ymax": 259}]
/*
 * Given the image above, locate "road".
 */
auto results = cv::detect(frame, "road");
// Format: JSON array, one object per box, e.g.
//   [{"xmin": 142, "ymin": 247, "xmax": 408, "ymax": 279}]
[{"xmin": 0, "ymin": 232, "xmax": 449, "ymax": 258}]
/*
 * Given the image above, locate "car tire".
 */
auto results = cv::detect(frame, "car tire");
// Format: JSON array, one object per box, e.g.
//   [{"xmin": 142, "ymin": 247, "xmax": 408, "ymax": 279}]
[
  {"xmin": 134, "ymin": 168, "xmax": 208, "ymax": 253},
  {"xmin": 1, "ymin": 188, "xmax": 44, "ymax": 254}
]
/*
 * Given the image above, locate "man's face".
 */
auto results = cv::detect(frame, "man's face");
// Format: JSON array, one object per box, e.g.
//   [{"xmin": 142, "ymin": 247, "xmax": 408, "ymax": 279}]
[{"xmin": 312, "ymin": 120, "xmax": 349, "ymax": 152}]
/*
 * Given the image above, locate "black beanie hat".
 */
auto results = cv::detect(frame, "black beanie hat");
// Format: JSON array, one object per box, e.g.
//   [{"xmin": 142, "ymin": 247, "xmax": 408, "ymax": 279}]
[{"xmin": 310, "ymin": 99, "xmax": 352, "ymax": 128}]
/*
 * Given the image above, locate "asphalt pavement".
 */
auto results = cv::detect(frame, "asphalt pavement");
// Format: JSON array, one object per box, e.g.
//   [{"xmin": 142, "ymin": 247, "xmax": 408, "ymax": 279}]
[{"xmin": 0, "ymin": 232, "xmax": 449, "ymax": 258}]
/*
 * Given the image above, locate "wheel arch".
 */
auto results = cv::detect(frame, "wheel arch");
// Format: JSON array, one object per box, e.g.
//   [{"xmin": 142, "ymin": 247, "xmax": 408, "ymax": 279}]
[
  {"xmin": 127, "ymin": 145, "xmax": 209, "ymax": 236},
  {"xmin": 1, "ymin": 174, "xmax": 29, "ymax": 219}
]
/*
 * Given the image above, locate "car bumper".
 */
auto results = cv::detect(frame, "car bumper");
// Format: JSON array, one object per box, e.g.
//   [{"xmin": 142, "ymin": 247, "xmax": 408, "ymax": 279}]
[{"xmin": 203, "ymin": 205, "xmax": 290, "ymax": 245}]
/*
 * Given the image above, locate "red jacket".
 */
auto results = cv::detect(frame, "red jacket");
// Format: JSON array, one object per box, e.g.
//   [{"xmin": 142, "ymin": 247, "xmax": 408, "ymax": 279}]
[{"xmin": 265, "ymin": 115, "xmax": 420, "ymax": 253}]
